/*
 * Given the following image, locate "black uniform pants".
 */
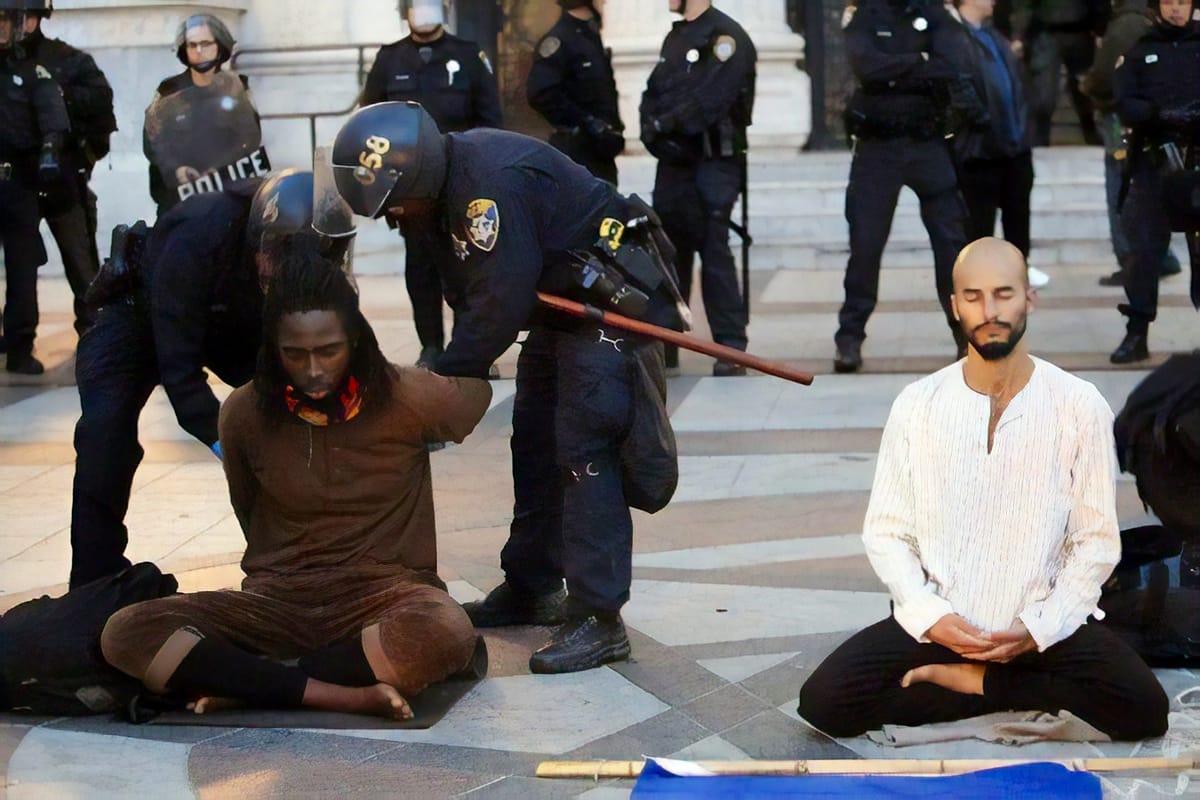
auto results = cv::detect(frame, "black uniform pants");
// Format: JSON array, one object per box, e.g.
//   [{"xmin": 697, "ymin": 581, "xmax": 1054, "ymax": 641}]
[
  {"xmin": 1027, "ymin": 30, "xmax": 1099, "ymax": 146},
  {"xmin": 0, "ymin": 177, "xmax": 47, "ymax": 361},
  {"xmin": 400, "ymin": 221, "xmax": 446, "ymax": 352},
  {"xmin": 46, "ymin": 177, "xmax": 100, "ymax": 335},
  {"xmin": 1120, "ymin": 163, "xmax": 1172, "ymax": 336},
  {"xmin": 654, "ymin": 157, "xmax": 747, "ymax": 350},
  {"xmin": 959, "ymin": 152, "xmax": 1034, "ymax": 258},
  {"xmin": 549, "ymin": 131, "xmax": 618, "ymax": 186},
  {"xmin": 70, "ymin": 300, "xmax": 160, "ymax": 589},
  {"xmin": 798, "ymin": 616, "xmax": 1168, "ymax": 741},
  {"xmin": 502, "ymin": 324, "xmax": 638, "ymax": 616},
  {"xmin": 837, "ymin": 137, "xmax": 967, "ymax": 350}
]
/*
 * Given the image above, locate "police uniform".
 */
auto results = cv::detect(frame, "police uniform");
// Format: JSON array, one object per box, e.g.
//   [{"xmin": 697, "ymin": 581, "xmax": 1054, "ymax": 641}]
[
  {"xmin": 835, "ymin": 0, "xmax": 975, "ymax": 370},
  {"xmin": 0, "ymin": 45, "xmax": 68, "ymax": 373},
  {"xmin": 1109, "ymin": 18, "xmax": 1200, "ymax": 363},
  {"xmin": 527, "ymin": 10, "xmax": 624, "ymax": 184},
  {"xmin": 70, "ymin": 188, "xmax": 263, "ymax": 588},
  {"xmin": 26, "ymin": 26, "xmax": 116, "ymax": 336},
  {"xmin": 362, "ymin": 32, "xmax": 501, "ymax": 359},
  {"xmin": 640, "ymin": 5, "xmax": 756, "ymax": 356},
  {"xmin": 431, "ymin": 129, "xmax": 678, "ymax": 650}
]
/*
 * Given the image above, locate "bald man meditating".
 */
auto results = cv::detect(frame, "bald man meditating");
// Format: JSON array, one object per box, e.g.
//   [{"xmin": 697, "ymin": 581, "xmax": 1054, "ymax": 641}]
[{"xmin": 798, "ymin": 238, "xmax": 1168, "ymax": 741}]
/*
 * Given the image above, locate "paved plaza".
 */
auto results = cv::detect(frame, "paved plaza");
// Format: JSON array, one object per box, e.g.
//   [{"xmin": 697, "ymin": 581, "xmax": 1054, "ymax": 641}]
[{"xmin": 2, "ymin": 241, "xmax": 1200, "ymax": 797}]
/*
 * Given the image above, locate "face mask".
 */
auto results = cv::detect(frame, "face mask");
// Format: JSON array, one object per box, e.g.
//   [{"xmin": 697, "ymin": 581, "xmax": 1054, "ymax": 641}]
[{"xmin": 408, "ymin": 0, "xmax": 445, "ymax": 28}]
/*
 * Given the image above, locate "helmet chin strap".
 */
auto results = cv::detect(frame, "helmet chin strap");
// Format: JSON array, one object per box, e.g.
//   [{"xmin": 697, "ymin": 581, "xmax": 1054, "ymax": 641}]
[{"xmin": 191, "ymin": 59, "xmax": 220, "ymax": 74}]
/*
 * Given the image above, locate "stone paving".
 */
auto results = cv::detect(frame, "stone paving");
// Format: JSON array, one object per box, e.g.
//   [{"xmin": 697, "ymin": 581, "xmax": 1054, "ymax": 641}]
[{"xmin": 2, "ymin": 242, "xmax": 1200, "ymax": 798}]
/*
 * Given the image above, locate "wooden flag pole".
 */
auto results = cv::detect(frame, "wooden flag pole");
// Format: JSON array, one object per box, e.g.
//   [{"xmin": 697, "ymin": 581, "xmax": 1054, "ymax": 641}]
[
  {"xmin": 535, "ymin": 757, "xmax": 1199, "ymax": 780},
  {"xmin": 536, "ymin": 292, "xmax": 815, "ymax": 386}
]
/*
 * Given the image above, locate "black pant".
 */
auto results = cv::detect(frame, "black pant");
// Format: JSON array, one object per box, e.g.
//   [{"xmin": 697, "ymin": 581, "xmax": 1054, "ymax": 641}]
[
  {"xmin": 1120, "ymin": 163, "xmax": 1173, "ymax": 336},
  {"xmin": 549, "ymin": 131, "xmax": 618, "ymax": 186},
  {"xmin": 654, "ymin": 157, "xmax": 747, "ymax": 350},
  {"xmin": 798, "ymin": 616, "xmax": 1168, "ymax": 741},
  {"xmin": 70, "ymin": 301, "xmax": 160, "ymax": 588},
  {"xmin": 501, "ymin": 324, "xmax": 641, "ymax": 616},
  {"xmin": 959, "ymin": 152, "xmax": 1034, "ymax": 258},
  {"xmin": 399, "ymin": 221, "xmax": 446, "ymax": 351},
  {"xmin": 46, "ymin": 178, "xmax": 100, "ymax": 335},
  {"xmin": 0, "ymin": 176, "xmax": 47, "ymax": 362},
  {"xmin": 837, "ymin": 137, "xmax": 967, "ymax": 350},
  {"xmin": 1027, "ymin": 30, "xmax": 1099, "ymax": 146}
]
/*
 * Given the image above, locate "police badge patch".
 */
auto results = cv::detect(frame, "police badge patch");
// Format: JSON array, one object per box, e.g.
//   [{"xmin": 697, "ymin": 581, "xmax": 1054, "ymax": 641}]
[
  {"xmin": 538, "ymin": 36, "xmax": 561, "ymax": 59},
  {"xmin": 714, "ymin": 35, "xmax": 736, "ymax": 63},
  {"xmin": 466, "ymin": 199, "xmax": 500, "ymax": 252}
]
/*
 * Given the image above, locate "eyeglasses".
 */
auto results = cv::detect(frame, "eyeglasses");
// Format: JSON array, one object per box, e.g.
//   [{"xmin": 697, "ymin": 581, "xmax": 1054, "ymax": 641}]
[{"xmin": 186, "ymin": 40, "xmax": 217, "ymax": 51}]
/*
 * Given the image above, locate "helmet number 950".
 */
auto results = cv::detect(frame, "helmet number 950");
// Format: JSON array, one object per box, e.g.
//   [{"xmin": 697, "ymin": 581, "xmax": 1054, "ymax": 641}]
[{"xmin": 355, "ymin": 136, "xmax": 392, "ymax": 183}]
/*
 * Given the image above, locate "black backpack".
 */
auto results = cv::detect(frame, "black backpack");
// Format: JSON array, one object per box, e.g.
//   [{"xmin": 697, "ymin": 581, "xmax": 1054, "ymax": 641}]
[{"xmin": 0, "ymin": 563, "xmax": 177, "ymax": 715}]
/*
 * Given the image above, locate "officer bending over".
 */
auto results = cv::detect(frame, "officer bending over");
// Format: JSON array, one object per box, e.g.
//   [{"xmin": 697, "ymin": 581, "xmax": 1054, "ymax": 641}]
[
  {"xmin": 332, "ymin": 102, "xmax": 682, "ymax": 674},
  {"xmin": 361, "ymin": 0, "xmax": 501, "ymax": 370},
  {"xmin": 69, "ymin": 170, "xmax": 324, "ymax": 589},
  {"xmin": 0, "ymin": 0, "xmax": 68, "ymax": 376},
  {"xmin": 527, "ymin": 0, "xmax": 625, "ymax": 185}
]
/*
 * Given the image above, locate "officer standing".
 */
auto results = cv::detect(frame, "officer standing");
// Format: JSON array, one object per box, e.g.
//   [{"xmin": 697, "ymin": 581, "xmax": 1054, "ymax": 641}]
[
  {"xmin": 361, "ymin": 0, "xmax": 501, "ymax": 369},
  {"xmin": 640, "ymin": 0, "xmax": 756, "ymax": 376},
  {"xmin": 0, "ymin": 0, "xmax": 68, "ymax": 376},
  {"xmin": 1108, "ymin": 0, "xmax": 1200, "ymax": 364},
  {"xmin": 331, "ymin": 102, "xmax": 682, "ymax": 674},
  {"xmin": 527, "ymin": 0, "xmax": 625, "ymax": 185},
  {"xmin": 23, "ymin": 0, "xmax": 116, "ymax": 337},
  {"xmin": 833, "ymin": 0, "xmax": 978, "ymax": 373},
  {"xmin": 69, "ymin": 170, "xmax": 324, "ymax": 588}
]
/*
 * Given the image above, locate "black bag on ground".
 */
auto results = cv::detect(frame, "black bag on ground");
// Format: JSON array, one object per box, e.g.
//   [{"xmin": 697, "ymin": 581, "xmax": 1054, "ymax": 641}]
[
  {"xmin": 1113, "ymin": 351, "xmax": 1200, "ymax": 540},
  {"xmin": 0, "ymin": 563, "xmax": 177, "ymax": 715},
  {"xmin": 1101, "ymin": 526, "xmax": 1200, "ymax": 666}
]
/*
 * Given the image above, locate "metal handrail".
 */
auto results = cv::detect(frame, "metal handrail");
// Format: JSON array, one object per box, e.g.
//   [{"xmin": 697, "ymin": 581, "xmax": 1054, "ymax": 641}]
[{"xmin": 230, "ymin": 43, "xmax": 383, "ymax": 154}]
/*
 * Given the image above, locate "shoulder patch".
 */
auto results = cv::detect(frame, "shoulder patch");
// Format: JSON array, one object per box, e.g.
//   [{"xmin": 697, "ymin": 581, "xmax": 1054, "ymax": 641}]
[
  {"xmin": 713, "ymin": 35, "xmax": 736, "ymax": 63},
  {"xmin": 538, "ymin": 36, "xmax": 561, "ymax": 59},
  {"xmin": 842, "ymin": 5, "xmax": 857, "ymax": 29},
  {"xmin": 465, "ymin": 199, "xmax": 500, "ymax": 252},
  {"xmin": 478, "ymin": 49, "xmax": 494, "ymax": 74},
  {"xmin": 35, "ymin": 64, "xmax": 52, "ymax": 80}
]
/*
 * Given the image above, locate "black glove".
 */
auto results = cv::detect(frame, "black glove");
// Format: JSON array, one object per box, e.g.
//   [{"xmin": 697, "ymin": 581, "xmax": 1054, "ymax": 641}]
[{"xmin": 583, "ymin": 115, "xmax": 625, "ymax": 159}]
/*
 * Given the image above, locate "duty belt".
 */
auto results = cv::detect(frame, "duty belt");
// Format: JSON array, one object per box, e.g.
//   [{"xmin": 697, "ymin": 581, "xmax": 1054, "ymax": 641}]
[{"xmin": 0, "ymin": 163, "xmax": 12, "ymax": 181}]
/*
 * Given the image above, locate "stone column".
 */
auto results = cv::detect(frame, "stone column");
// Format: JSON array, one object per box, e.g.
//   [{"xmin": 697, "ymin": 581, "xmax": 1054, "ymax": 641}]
[{"xmin": 600, "ymin": 0, "xmax": 810, "ymax": 154}]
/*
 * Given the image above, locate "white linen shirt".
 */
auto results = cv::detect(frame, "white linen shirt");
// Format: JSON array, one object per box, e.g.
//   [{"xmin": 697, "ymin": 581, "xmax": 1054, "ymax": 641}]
[{"xmin": 862, "ymin": 357, "xmax": 1121, "ymax": 651}]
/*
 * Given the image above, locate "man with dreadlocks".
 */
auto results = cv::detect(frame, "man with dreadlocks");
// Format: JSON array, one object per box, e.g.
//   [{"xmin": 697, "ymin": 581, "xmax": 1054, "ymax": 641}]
[{"xmin": 101, "ymin": 248, "xmax": 491, "ymax": 719}]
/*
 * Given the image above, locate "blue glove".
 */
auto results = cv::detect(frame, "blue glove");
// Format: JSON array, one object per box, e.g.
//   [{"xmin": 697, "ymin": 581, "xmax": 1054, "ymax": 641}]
[{"xmin": 211, "ymin": 441, "xmax": 223, "ymax": 461}]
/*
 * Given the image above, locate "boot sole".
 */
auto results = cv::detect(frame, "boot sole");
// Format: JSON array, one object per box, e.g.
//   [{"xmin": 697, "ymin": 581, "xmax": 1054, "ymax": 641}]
[{"xmin": 528, "ymin": 638, "xmax": 632, "ymax": 674}]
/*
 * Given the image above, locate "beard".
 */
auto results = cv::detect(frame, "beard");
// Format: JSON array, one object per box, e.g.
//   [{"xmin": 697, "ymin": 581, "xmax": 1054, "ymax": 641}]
[{"xmin": 966, "ymin": 316, "xmax": 1027, "ymax": 361}]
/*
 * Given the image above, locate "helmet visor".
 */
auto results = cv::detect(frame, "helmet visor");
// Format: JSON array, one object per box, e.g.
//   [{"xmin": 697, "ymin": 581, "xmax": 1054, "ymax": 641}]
[
  {"xmin": 313, "ymin": 146, "xmax": 359, "ymax": 238},
  {"xmin": 331, "ymin": 161, "xmax": 402, "ymax": 220}
]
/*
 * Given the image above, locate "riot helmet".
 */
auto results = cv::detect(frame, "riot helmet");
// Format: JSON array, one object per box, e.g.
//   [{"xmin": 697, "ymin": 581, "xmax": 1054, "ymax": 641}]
[
  {"xmin": 399, "ymin": 0, "xmax": 447, "ymax": 36},
  {"xmin": 330, "ymin": 102, "xmax": 447, "ymax": 220},
  {"xmin": 175, "ymin": 13, "xmax": 235, "ymax": 73},
  {"xmin": 0, "ymin": 0, "xmax": 49, "ymax": 47},
  {"xmin": 248, "ymin": 169, "xmax": 324, "ymax": 290}
]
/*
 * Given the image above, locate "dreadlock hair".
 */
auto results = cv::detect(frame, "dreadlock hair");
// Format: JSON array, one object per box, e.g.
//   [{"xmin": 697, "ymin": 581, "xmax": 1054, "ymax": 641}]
[{"xmin": 254, "ymin": 239, "xmax": 393, "ymax": 421}]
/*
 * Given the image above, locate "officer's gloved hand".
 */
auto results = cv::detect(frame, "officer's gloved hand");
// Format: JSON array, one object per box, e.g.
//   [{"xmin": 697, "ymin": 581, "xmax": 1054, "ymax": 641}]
[
  {"xmin": 584, "ymin": 115, "xmax": 626, "ymax": 158},
  {"xmin": 211, "ymin": 441, "xmax": 224, "ymax": 461}
]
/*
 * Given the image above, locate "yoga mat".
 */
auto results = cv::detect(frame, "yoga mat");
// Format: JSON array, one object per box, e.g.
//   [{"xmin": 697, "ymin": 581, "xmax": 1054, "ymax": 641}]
[
  {"xmin": 147, "ymin": 636, "xmax": 487, "ymax": 730},
  {"xmin": 630, "ymin": 760, "xmax": 1102, "ymax": 799}
]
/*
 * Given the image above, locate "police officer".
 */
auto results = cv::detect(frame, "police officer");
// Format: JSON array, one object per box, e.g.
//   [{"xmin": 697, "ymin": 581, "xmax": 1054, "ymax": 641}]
[
  {"xmin": 1109, "ymin": 0, "xmax": 1200, "ymax": 364},
  {"xmin": 641, "ymin": 0, "xmax": 756, "ymax": 377},
  {"xmin": 331, "ymin": 102, "xmax": 682, "ymax": 674},
  {"xmin": 527, "ymin": 0, "xmax": 624, "ymax": 185},
  {"xmin": 23, "ymin": 0, "xmax": 116, "ymax": 337},
  {"xmin": 0, "ymin": 0, "xmax": 68, "ymax": 376},
  {"xmin": 69, "ymin": 170, "xmax": 324, "ymax": 588},
  {"xmin": 145, "ymin": 14, "xmax": 252, "ymax": 216},
  {"xmin": 833, "ymin": 0, "xmax": 979, "ymax": 372},
  {"xmin": 361, "ymin": 0, "xmax": 501, "ymax": 369}
]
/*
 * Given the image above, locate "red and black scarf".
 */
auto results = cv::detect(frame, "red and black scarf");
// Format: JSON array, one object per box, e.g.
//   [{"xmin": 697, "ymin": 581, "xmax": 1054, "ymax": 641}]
[{"xmin": 284, "ymin": 375, "xmax": 363, "ymax": 426}]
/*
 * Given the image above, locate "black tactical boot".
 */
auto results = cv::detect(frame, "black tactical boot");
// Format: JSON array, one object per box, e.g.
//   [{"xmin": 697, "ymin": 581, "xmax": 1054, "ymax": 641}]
[
  {"xmin": 463, "ymin": 582, "xmax": 566, "ymax": 628},
  {"xmin": 1098, "ymin": 269, "xmax": 1126, "ymax": 287},
  {"xmin": 1110, "ymin": 331, "xmax": 1149, "ymax": 365},
  {"xmin": 6, "ymin": 353, "xmax": 44, "ymax": 376},
  {"xmin": 833, "ymin": 340, "xmax": 862, "ymax": 373},
  {"xmin": 712, "ymin": 359, "xmax": 746, "ymax": 377},
  {"xmin": 528, "ymin": 614, "xmax": 631, "ymax": 674},
  {"xmin": 415, "ymin": 345, "xmax": 442, "ymax": 370}
]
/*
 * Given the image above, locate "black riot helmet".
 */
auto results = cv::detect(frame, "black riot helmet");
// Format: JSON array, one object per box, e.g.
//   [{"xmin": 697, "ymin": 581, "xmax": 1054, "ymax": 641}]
[
  {"xmin": 247, "ymin": 169, "xmax": 315, "ymax": 254},
  {"xmin": 330, "ymin": 101, "xmax": 448, "ymax": 220},
  {"xmin": 175, "ymin": 13, "xmax": 236, "ymax": 72}
]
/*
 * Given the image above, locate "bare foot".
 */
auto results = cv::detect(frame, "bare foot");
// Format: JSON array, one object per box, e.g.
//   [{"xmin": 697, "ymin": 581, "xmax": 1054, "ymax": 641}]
[
  {"xmin": 188, "ymin": 696, "xmax": 245, "ymax": 715},
  {"xmin": 351, "ymin": 683, "xmax": 413, "ymax": 721},
  {"xmin": 900, "ymin": 663, "xmax": 985, "ymax": 695}
]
